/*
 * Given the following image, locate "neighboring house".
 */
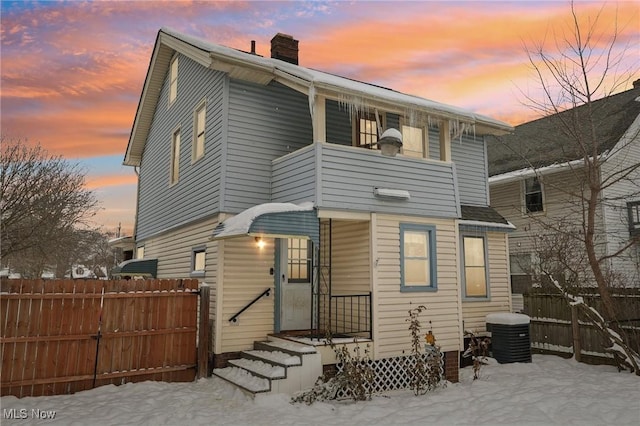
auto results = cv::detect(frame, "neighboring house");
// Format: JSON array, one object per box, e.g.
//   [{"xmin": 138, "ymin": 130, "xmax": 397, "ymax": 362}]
[
  {"xmin": 123, "ymin": 28, "xmax": 515, "ymax": 391},
  {"xmin": 488, "ymin": 83, "xmax": 640, "ymax": 304}
]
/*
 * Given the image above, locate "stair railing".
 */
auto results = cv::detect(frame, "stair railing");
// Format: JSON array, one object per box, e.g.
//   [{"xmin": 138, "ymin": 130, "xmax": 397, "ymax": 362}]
[{"xmin": 229, "ymin": 288, "xmax": 271, "ymax": 323}]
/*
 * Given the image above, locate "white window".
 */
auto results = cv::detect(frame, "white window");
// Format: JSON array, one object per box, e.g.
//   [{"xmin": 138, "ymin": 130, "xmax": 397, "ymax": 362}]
[
  {"xmin": 136, "ymin": 246, "xmax": 145, "ymax": 259},
  {"xmin": 401, "ymin": 124, "xmax": 426, "ymax": 158},
  {"xmin": 524, "ymin": 176, "xmax": 544, "ymax": 213},
  {"xmin": 170, "ymin": 128, "xmax": 181, "ymax": 185},
  {"xmin": 169, "ymin": 55, "xmax": 178, "ymax": 105},
  {"xmin": 462, "ymin": 235, "xmax": 488, "ymax": 298},
  {"xmin": 192, "ymin": 248, "xmax": 206, "ymax": 276},
  {"xmin": 400, "ymin": 224, "xmax": 437, "ymax": 292},
  {"xmin": 193, "ymin": 101, "xmax": 206, "ymax": 161},
  {"xmin": 354, "ymin": 111, "xmax": 383, "ymax": 149}
]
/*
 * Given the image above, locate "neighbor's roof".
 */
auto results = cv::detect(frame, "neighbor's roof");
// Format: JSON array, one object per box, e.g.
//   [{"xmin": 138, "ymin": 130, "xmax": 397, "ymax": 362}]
[
  {"xmin": 124, "ymin": 28, "xmax": 513, "ymax": 166},
  {"xmin": 487, "ymin": 85, "xmax": 640, "ymax": 177}
]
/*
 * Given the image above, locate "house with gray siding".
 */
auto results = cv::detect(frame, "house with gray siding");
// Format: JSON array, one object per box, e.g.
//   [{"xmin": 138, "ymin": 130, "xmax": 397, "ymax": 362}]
[
  {"xmin": 488, "ymin": 83, "xmax": 640, "ymax": 305},
  {"xmin": 123, "ymin": 28, "xmax": 515, "ymax": 394}
]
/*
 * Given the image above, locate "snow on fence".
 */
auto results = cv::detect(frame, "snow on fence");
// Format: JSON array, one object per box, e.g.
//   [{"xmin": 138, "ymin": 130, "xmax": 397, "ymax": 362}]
[
  {"xmin": 522, "ymin": 290, "xmax": 640, "ymax": 363},
  {"xmin": 1, "ymin": 278, "xmax": 203, "ymax": 398}
]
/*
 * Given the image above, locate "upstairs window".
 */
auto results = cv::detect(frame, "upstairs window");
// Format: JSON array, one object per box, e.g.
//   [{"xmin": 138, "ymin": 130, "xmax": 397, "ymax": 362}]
[
  {"xmin": 462, "ymin": 235, "xmax": 488, "ymax": 298},
  {"xmin": 401, "ymin": 124, "xmax": 426, "ymax": 158},
  {"xmin": 524, "ymin": 176, "xmax": 544, "ymax": 213},
  {"xmin": 169, "ymin": 55, "xmax": 178, "ymax": 105},
  {"xmin": 170, "ymin": 128, "xmax": 181, "ymax": 185},
  {"xmin": 628, "ymin": 201, "xmax": 640, "ymax": 236},
  {"xmin": 355, "ymin": 111, "xmax": 381, "ymax": 149},
  {"xmin": 193, "ymin": 101, "xmax": 206, "ymax": 161}
]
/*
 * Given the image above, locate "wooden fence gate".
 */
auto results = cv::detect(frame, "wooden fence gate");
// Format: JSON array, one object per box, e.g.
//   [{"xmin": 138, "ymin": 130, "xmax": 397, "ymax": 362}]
[{"xmin": 1, "ymin": 278, "xmax": 200, "ymax": 398}]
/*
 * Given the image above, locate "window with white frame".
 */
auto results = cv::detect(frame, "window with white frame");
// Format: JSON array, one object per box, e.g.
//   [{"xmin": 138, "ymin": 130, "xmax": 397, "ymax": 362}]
[
  {"xmin": 169, "ymin": 55, "xmax": 178, "ymax": 105},
  {"xmin": 510, "ymin": 253, "xmax": 532, "ymax": 276},
  {"xmin": 628, "ymin": 201, "xmax": 640, "ymax": 236},
  {"xmin": 400, "ymin": 224, "xmax": 437, "ymax": 292},
  {"xmin": 170, "ymin": 128, "xmax": 181, "ymax": 185},
  {"xmin": 524, "ymin": 176, "xmax": 544, "ymax": 213},
  {"xmin": 401, "ymin": 124, "xmax": 426, "ymax": 158},
  {"xmin": 193, "ymin": 101, "xmax": 206, "ymax": 161},
  {"xmin": 136, "ymin": 246, "xmax": 145, "ymax": 259},
  {"xmin": 462, "ymin": 235, "xmax": 488, "ymax": 298},
  {"xmin": 192, "ymin": 247, "xmax": 206, "ymax": 276}
]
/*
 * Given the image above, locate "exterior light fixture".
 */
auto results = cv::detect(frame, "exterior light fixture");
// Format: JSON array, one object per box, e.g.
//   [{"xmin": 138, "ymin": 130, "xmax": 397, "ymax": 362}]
[
  {"xmin": 378, "ymin": 128, "xmax": 403, "ymax": 157},
  {"xmin": 255, "ymin": 236, "xmax": 266, "ymax": 249}
]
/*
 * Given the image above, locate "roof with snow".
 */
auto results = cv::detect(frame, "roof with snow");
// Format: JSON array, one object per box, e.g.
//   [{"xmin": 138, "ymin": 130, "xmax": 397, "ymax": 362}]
[
  {"xmin": 125, "ymin": 28, "xmax": 513, "ymax": 166},
  {"xmin": 487, "ymin": 85, "xmax": 640, "ymax": 177}
]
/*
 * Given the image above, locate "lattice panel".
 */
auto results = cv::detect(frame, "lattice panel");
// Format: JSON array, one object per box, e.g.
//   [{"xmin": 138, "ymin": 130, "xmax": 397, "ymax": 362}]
[{"xmin": 335, "ymin": 349, "xmax": 445, "ymax": 398}]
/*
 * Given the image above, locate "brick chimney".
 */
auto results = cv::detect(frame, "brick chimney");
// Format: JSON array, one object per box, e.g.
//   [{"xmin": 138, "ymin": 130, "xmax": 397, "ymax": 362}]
[{"xmin": 271, "ymin": 33, "xmax": 299, "ymax": 65}]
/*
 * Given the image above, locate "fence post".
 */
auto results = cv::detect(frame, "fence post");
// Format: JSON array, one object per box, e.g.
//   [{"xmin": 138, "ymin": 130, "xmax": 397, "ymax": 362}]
[
  {"xmin": 198, "ymin": 284, "xmax": 211, "ymax": 378},
  {"xmin": 571, "ymin": 305, "xmax": 582, "ymax": 362}
]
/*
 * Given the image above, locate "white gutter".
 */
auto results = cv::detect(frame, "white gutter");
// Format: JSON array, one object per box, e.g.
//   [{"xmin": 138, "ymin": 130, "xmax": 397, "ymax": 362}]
[{"xmin": 489, "ymin": 157, "xmax": 589, "ymax": 185}]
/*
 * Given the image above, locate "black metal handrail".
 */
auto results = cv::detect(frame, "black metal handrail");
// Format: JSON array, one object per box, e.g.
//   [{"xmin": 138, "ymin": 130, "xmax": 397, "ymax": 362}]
[{"xmin": 229, "ymin": 288, "xmax": 271, "ymax": 323}]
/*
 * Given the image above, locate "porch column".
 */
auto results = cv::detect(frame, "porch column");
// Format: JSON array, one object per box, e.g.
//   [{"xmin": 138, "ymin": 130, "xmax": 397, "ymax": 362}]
[
  {"xmin": 439, "ymin": 119, "xmax": 451, "ymax": 162},
  {"xmin": 312, "ymin": 94, "xmax": 326, "ymax": 143}
]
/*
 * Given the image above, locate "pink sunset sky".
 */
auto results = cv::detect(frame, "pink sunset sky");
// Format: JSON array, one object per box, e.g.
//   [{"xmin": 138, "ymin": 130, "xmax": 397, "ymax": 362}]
[{"xmin": 1, "ymin": 0, "xmax": 638, "ymax": 235}]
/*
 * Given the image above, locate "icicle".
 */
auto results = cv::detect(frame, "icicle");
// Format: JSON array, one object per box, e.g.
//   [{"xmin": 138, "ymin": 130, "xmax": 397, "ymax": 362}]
[{"xmin": 307, "ymin": 83, "xmax": 316, "ymax": 118}]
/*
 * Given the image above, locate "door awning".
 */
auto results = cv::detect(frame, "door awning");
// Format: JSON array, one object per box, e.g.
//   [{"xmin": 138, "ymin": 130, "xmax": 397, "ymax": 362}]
[{"xmin": 212, "ymin": 202, "xmax": 319, "ymax": 244}]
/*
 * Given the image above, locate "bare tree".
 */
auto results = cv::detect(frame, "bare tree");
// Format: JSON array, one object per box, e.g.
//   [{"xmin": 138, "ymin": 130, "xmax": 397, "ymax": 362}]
[
  {"xmin": 515, "ymin": 1, "xmax": 640, "ymax": 373},
  {"xmin": 1, "ymin": 137, "xmax": 99, "ymax": 277}
]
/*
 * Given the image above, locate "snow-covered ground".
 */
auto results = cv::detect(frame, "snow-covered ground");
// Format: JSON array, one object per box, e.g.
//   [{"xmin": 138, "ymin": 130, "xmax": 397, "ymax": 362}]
[{"xmin": 2, "ymin": 355, "xmax": 638, "ymax": 425}]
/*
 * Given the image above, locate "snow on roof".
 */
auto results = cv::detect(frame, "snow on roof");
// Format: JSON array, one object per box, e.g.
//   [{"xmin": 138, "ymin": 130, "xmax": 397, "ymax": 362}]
[
  {"xmin": 212, "ymin": 202, "xmax": 314, "ymax": 240},
  {"xmin": 160, "ymin": 27, "xmax": 512, "ymax": 132}
]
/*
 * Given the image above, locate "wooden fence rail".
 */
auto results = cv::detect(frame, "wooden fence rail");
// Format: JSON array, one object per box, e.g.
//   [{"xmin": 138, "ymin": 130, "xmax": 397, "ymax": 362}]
[
  {"xmin": 1, "ymin": 278, "xmax": 201, "ymax": 398},
  {"xmin": 523, "ymin": 291, "xmax": 640, "ymax": 364}
]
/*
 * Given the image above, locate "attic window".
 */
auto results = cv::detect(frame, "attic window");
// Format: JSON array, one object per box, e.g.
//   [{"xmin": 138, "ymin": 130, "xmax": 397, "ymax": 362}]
[
  {"xmin": 524, "ymin": 176, "xmax": 544, "ymax": 214},
  {"xmin": 169, "ymin": 55, "xmax": 178, "ymax": 105},
  {"xmin": 628, "ymin": 201, "xmax": 640, "ymax": 236}
]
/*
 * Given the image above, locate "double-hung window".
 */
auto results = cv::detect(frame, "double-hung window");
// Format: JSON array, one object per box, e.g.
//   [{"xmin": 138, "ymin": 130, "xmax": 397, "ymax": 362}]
[
  {"xmin": 462, "ymin": 235, "xmax": 488, "ymax": 298},
  {"xmin": 628, "ymin": 201, "xmax": 640, "ymax": 237},
  {"xmin": 355, "ymin": 111, "xmax": 381, "ymax": 149},
  {"xmin": 169, "ymin": 55, "xmax": 178, "ymax": 105},
  {"xmin": 170, "ymin": 128, "xmax": 181, "ymax": 185},
  {"xmin": 524, "ymin": 176, "xmax": 544, "ymax": 213},
  {"xmin": 400, "ymin": 224, "xmax": 437, "ymax": 292},
  {"xmin": 193, "ymin": 101, "xmax": 206, "ymax": 161}
]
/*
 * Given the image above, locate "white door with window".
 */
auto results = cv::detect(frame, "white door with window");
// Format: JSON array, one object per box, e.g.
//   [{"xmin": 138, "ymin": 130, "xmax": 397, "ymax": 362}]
[{"xmin": 280, "ymin": 238, "xmax": 312, "ymax": 331}]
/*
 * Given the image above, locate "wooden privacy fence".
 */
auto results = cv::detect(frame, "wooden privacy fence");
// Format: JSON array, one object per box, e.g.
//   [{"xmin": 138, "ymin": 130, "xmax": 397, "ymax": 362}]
[
  {"xmin": 1, "ymin": 278, "xmax": 207, "ymax": 398},
  {"xmin": 523, "ymin": 290, "xmax": 640, "ymax": 364}
]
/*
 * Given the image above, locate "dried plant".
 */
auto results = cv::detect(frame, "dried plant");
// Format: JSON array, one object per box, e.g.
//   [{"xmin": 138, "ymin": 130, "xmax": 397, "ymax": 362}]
[{"xmin": 463, "ymin": 331, "xmax": 491, "ymax": 380}]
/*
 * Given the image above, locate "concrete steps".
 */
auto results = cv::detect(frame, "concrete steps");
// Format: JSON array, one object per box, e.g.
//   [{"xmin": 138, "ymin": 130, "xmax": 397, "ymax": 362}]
[{"xmin": 212, "ymin": 336, "xmax": 322, "ymax": 396}]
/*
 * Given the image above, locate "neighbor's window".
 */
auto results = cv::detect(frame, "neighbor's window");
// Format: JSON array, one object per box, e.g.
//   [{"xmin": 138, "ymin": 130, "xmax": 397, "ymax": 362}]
[
  {"xmin": 524, "ymin": 176, "xmax": 544, "ymax": 213},
  {"xmin": 401, "ymin": 125, "xmax": 426, "ymax": 158},
  {"xmin": 288, "ymin": 238, "xmax": 311, "ymax": 282},
  {"xmin": 355, "ymin": 111, "xmax": 380, "ymax": 149},
  {"xmin": 192, "ymin": 248, "xmax": 206, "ymax": 276},
  {"xmin": 170, "ymin": 128, "xmax": 181, "ymax": 184},
  {"xmin": 136, "ymin": 246, "xmax": 145, "ymax": 259},
  {"xmin": 169, "ymin": 55, "xmax": 178, "ymax": 105},
  {"xmin": 628, "ymin": 201, "xmax": 640, "ymax": 236},
  {"xmin": 510, "ymin": 253, "xmax": 532, "ymax": 276},
  {"xmin": 193, "ymin": 101, "xmax": 206, "ymax": 161},
  {"xmin": 462, "ymin": 235, "xmax": 488, "ymax": 298},
  {"xmin": 400, "ymin": 224, "xmax": 437, "ymax": 292}
]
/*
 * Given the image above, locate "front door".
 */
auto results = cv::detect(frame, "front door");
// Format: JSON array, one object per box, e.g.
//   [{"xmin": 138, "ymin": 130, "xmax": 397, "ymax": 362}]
[{"xmin": 279, "ymin": 238, "xmax": 312, "ymax": 331}]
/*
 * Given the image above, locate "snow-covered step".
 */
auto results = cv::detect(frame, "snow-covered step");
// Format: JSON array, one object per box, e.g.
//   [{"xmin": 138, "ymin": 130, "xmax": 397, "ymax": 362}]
[
  {"xmin": 258, "ymin": 338, "xmax": 317, "ymax": 355},
  {"xmin": 228, "ymin": 358, "xmax": 286, "ymax": 379},
  {"xmin": 212, "ymin": 366, "xmax": 270, "ymax": 394},
  {"xmin": 243, "ymin": 349, "xmax": 302, "ymax": 367}
]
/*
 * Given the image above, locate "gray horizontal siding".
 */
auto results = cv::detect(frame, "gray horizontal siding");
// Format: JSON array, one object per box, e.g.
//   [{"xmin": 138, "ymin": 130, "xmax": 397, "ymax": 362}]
[
  {"xmin": 137, "ymin": 54, "xmax": 226, "ymax": 240},
  {"xmin": 271, "ymin": 145, "xmax": 316, "ymax": 204},
  {"xmin": 225, "ymin": 80, "xmax": 313, "ymax": 212},
  {"xmin": 451, "ymin": 133, "xmax": 488, "ymax": 206}
]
